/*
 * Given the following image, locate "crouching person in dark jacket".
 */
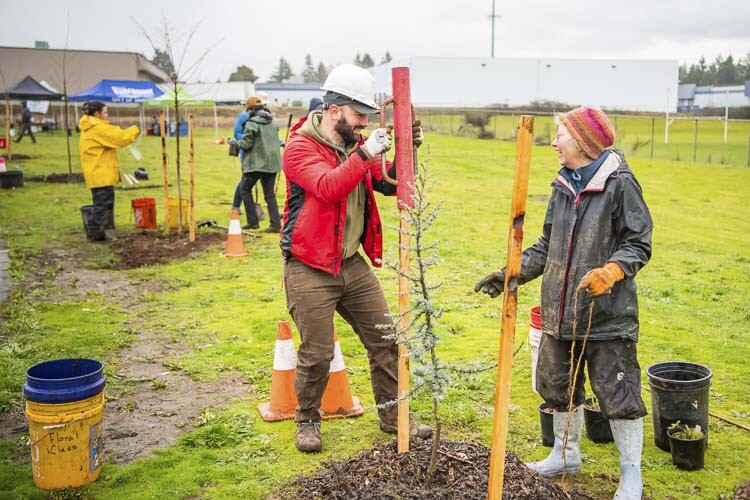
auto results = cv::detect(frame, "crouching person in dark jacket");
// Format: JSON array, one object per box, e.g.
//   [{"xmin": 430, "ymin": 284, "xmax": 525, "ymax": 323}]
[{"xmin": 475, "ymin": 107, "xmax": 652, "ymax": 500}]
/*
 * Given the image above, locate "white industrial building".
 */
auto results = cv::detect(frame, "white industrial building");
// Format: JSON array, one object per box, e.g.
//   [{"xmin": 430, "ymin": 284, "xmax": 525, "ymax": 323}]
[
  {"xmin": 254, "ymin": 82, "xmax": 323, "ymax": 108},
  {"xmin": 370, "ymin": 57, "xmax": 679, "ymax": 112},
  {"xmin": 677, "ymin": 83, "xmax": 750, "ymax": 111}
]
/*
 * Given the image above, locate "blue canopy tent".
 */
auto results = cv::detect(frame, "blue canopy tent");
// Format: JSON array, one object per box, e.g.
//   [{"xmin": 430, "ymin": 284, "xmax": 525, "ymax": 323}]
[
  {"xmin": 68, "ymin": 79, "xmax": 163, "ymax": 103},
  {"xmin": 68, "ymin": 79, "xmax": 164, "ymax": 136}
]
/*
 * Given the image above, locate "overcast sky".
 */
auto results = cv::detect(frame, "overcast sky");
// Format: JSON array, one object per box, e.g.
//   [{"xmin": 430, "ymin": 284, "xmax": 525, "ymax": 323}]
[{"xmin": 3, "ymin": 1, "xmax": 749, "ymax": 82}]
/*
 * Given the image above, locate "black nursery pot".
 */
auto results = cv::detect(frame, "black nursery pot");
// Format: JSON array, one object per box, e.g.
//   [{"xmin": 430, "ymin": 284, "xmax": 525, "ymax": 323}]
[
  {"xmin": 538, "ymin": 402, "xmax": 554, "ymax": 447},
  {"xmin": 0, "ymin": 170, "xmax": 24, "ymax": 189},
  {"xmin": 584, "ymin": 397, "xmax": 613, "ymax": 443},
  {"xmin": 668, "ymin": 426, "xmax": 706, "ymax": 471}
]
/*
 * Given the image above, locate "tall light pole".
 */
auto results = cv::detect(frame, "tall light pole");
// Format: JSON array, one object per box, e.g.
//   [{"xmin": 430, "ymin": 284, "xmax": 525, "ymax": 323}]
[{"xmin": 489, "ymin": 0, "xmax": 501, "ymax": 58}]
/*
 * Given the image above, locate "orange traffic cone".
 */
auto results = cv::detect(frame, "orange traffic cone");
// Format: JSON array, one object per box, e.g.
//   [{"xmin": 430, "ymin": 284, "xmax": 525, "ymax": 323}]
[
  {"xmin": 320, "ymin": 330, "xmax": 364, "ymax": 419},
  {"xmin": 220, "ymin": 209, "xmax": 249, "ymax": 258},
  {"xmin": 258, "ymin": 320, "xmax": 298, "ymax": 422}
]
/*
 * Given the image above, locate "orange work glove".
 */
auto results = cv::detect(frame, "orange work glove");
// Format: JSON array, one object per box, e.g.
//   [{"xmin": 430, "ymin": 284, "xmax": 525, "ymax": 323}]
[{"xmin": 578, "ymin": 262, "xmax": 624, "ymax": 297}]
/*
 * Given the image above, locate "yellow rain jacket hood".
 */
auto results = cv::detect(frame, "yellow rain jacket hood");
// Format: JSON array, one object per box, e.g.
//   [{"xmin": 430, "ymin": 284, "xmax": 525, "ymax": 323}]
[{"xmin": 78, "ymin": 115, "xmax": 139, "ymax": 188}]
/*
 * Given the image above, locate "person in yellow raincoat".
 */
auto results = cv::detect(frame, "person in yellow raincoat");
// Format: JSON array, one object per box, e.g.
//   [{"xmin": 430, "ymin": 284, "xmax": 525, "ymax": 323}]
[{"xmin": 78, "ymin": 101, "xmax": 139, "ymax": 241}]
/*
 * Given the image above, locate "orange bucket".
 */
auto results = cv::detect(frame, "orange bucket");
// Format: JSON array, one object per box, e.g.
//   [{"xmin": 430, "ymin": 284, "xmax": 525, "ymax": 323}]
[{"xmin": 132, "ymin": 198, "xmax": 156, "ymax": 229}]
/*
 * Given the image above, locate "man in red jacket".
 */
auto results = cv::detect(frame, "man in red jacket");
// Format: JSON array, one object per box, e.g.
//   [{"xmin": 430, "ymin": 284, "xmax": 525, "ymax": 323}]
[{"xmin": 281, "ymin": 64, "xmax": 430, "ymax": 452}]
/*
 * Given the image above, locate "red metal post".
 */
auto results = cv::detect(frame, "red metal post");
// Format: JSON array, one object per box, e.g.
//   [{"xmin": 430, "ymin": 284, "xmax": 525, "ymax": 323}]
[{"xmin": 392, "ymin": 68, "xmax": 414, "ymax": 207}]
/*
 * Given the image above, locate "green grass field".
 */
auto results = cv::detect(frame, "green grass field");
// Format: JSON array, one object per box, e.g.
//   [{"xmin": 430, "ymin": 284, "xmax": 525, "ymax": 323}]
[{"xmin": 0, "ymin": 122, "xmax": 749, "ymax": 499}]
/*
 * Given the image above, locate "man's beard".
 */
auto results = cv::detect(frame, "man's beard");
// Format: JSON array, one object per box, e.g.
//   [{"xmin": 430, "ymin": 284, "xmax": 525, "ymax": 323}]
[{"xmin": 334, "ymin": 115, "xmax": 361, "ymax": 148}]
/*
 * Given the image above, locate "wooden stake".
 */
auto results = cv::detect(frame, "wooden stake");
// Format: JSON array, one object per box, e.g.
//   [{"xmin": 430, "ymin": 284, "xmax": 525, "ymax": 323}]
[
  {"xmin": 5, "ymin": 98, "xmax": 11, "ymax": 161},
  {"xmin": 487, "ymin": 115, "xmax": 533, "ymax": 500},
  {"xmin": 392, "ymin": 67, "xmax": 416, "ymax": 454},
  {"xmin": 188, "ymin": 113, "xmax": 195, "ymax": 242},
  {"xmin": 160, "ymin": 112, "xmax": 170, "ymax": 234}
]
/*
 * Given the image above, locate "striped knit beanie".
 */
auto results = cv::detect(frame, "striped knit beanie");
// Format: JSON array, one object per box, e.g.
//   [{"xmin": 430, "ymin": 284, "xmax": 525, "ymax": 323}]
[{"xmin": 557, "ymin": 107, "xmax": 615, "ymax": 160}]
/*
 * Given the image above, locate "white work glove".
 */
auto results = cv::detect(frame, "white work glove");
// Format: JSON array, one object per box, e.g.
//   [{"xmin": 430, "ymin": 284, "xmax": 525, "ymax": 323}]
[{"xmin": 362, "ymin": 127, "xmax": 392, "ymax": 159}]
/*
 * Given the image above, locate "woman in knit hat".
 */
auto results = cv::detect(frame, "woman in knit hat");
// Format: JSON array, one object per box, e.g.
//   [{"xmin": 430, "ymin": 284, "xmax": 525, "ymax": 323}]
[{"xmin": 475, "ymin": 106, "xmax": 652, "ymax": 500}]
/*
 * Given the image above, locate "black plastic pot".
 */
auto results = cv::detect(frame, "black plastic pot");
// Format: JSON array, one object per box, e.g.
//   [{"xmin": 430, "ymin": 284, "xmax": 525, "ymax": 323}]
[
  {"xmin": 584, "ymin": 397, "xmax": 613, "ymax": 443},
  {"xmin": 647, "ymin": 361, "xmax": 712, "ymax": 451},
  {"xmin": 0, "ymin": 170, "xmax": 24, "ymax": 189},
  {"xmin": 538, "ymin": 402, "xmax": 554, "ymax": 447},
  {"xmin": 668, "ymin": 426, "xmax": 706, "ymax": 470}
]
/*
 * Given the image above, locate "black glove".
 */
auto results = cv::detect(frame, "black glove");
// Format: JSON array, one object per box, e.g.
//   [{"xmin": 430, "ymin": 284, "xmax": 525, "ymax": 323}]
[
  {"xmin": 412, "ymin": 120, "xmax": 423, "ymax": 148},
  {"xmin": 474, "ymin": 269, "xmax": 506, "ymax": 298}
]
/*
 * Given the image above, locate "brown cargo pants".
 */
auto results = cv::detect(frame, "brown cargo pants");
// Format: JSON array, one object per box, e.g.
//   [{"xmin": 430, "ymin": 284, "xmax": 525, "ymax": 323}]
[{"xmin": 283, "ymin": 253, "xmax": 398, "ymax": 423}]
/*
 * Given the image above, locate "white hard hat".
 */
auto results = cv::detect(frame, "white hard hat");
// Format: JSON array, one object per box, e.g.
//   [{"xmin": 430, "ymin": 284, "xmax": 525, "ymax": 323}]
[
  {"xmin": 256, "ymin": 91, "xmax": 271, "ymax": 106},
  {"xmin": 321, "ymin": 64, "xmax": 378, "ymax": 114}
]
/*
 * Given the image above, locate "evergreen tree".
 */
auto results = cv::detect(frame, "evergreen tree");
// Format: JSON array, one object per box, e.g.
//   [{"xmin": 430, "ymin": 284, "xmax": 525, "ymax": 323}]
[
  {"xmin": 716, "ymin": 55, "xmax": 738, "ymax": 85},
  {"xmin": 316, "ymin": 62, "xmax": 329, "ymax": 83},
  {"xmin": 381, "ymin": 51, "xmax": 393, "ymax": 64},
  {"xmin": 302, "ymin": 54, "xmax": 318, "ymax": 83},
  {"xmin": 228, "ymin": 65, "xmax": 258, "ymax": 82},
  {"xmin": 150, "ymin": 48, "xmax": 175, "ymax": 76},
  {"xmin": 354, "ymin": 53, "xmax": 374, "ymax": 68},
  {"xmin": 270, "ymin": 57, "xmax": 294, "ymax": 82}
]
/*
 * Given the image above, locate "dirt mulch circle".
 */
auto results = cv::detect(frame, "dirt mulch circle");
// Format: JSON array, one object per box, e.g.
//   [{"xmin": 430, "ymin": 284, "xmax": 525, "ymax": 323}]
[
  {"xmin": 279, "ymin": 439, "xmax": 592, "ymax": 499},
  {"xmin": 44, "ymin": 172, "xmax": 85, "ymax": 183},
  {"xmin": 1, "ymin": 154, "xmax": 31, "ymax": 160},
  {"xmin": 735, "ymin": 481, "xmax": 750, "ymax": 500},
  {"xmin": 105, "ymin": 231, "xmax": 227, "ymax": 269}
]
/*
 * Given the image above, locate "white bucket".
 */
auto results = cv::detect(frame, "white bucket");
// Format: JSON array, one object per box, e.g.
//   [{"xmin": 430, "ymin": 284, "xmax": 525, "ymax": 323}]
[
  {"xmin": 529, "ymin": 305, "xmax": 543, "ymax": 394},
  {"xmin": 529, "ymin": 325, "xmax": 542, "ymax": 394}
]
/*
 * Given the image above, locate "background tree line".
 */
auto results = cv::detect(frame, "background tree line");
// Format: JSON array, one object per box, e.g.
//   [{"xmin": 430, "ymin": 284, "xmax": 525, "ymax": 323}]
[
  {"xmin": 152, "ymin": 51, "xmax": 393, "ymax": 84},
  {"xmin": 679, "ymin": 52, "xmax": 750, "ymax": 86}
]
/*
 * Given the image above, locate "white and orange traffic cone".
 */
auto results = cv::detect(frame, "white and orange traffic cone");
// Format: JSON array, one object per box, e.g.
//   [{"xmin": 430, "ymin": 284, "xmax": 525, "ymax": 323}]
[
  {"xmin": 220, "ymin": 209, "xmax": 249, "ymax": 258},
  {"xmin": 320, "ymin": 330, "xmax": 364, "ymax": 419},
  {"xmin": 258, "ymin": 320, "xmax": 298, "ymax": 422}
]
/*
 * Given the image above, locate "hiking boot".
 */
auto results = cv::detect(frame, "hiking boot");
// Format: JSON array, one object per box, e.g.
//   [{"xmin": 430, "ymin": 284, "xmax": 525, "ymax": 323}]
[
  {"xmin": 295, "ymin": 420, "xmax": 322, "ymax": 453},
  {"xmin": 262, "ymin": 226, "xmax": 281, "ymax": 234},
  {"xmin": 242, "ymin": 224, "xmax": 259, "ymax": 230},
  {"xmin": 379, "ymin": 418, "xmax": 432, "ymax": 439}
]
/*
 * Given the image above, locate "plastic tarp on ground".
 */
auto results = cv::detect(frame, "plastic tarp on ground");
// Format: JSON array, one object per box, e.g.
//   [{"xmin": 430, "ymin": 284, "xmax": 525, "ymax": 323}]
[
  {"xmin": 1, "ymin": 75, "xmax": 62, "ymax": 100},
  {"xmin": 68, "ymin": 79, "xmax": 164, "ymax": 103}
]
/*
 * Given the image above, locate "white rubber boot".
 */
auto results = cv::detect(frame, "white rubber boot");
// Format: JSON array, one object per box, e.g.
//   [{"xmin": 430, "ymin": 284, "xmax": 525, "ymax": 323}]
[
  {"xmin": 610, "ymin": 418, "xmax": 643, "ymax": 500},
  {"xmin": 526, "ymin": 405, "xmax": 583, "ymax": 477}
]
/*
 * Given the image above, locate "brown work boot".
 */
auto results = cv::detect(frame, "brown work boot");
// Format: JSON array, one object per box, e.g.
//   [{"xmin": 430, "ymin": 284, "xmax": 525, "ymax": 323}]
[
  {"xmin": 295, "ymin": 420, "xmax": 322, "ymax": 453},
  {"xmin": 379, "ymin": 418, "xmax": 432, "ymax": 439}
]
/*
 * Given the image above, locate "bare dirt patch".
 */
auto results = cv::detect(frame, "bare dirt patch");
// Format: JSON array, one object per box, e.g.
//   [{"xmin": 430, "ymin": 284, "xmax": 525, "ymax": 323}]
[
  {"xmin": 105, "ymin": 231, "xmax": 227, "ymax": 270},
  {"xmin": 276, "ymin": 439, "xmax": 592, "ymax": 499},
  {"xmin": 104, "ymin": 329, "xmax": 248, "ymax": 464},
  {"xmin": 2, "ymin": 242, "xmax": 248, "ymax": 465}
]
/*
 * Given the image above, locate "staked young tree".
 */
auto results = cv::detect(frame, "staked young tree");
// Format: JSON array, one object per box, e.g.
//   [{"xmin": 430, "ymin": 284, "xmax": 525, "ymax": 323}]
[
  {"xmin": 228, "ymin": 65, "xmax": 258, "ymax": 82},
  {"xmin": 381, "ymin": 159, "xmax": 494, "ymax": 489},
  {"xmin": 134, "ymin": 15, "xmax": 218, "ymax": 233},
  {"xmin": 270, "ymin": 57, "xmax": 294, "ymax": 82},
  {"xmin": 302, "ymin": 54, "xmax": 318, "ymax": 83}
]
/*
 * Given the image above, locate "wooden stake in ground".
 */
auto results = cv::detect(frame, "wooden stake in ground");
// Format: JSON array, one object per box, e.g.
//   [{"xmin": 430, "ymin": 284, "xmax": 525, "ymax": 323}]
[
  {"xmin": 390, "ymin": 67, "xmax": 416, "ymax": 454},
  {"xmin": 188, "ymin": 113, "xmax": 195, "ymax": 242},
  {"xmin": 4, "ymin": 98, "xmax": 11, "ymax": 161},
  {"xmin": 487, "ymin": 115, "xmax": 533, "ymax": 500},
  {"xmin": 160, "ymin": 112, "xmax": 170, "ymax": 235}
]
